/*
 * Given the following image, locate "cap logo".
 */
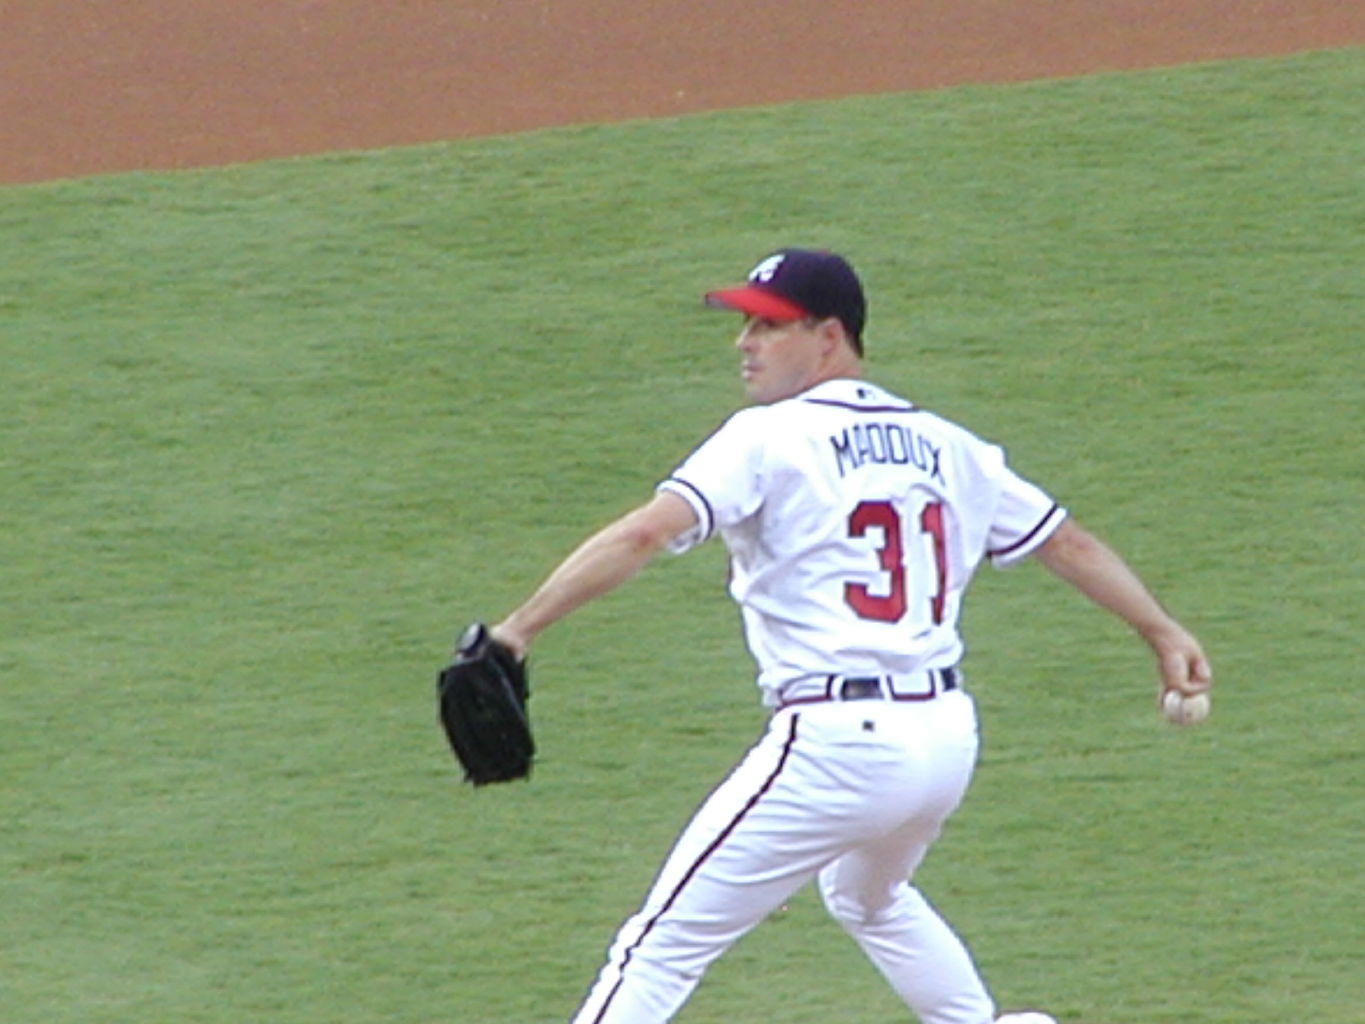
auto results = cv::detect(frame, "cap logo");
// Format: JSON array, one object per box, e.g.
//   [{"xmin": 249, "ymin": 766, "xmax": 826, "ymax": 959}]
[{"xmin": 749, "ymin": 254, "xmax": 786, "ymax": 284}]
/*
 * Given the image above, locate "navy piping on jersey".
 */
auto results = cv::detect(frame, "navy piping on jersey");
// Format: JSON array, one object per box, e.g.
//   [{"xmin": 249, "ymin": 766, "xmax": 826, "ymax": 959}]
[
  {"xmin": 665, "ymin": 476, "xmax": 715, "ymax": 541},
  {"xmin": 802, "ymin": 398, "xmax": 918, "ymax": 414},
  {"xmin": 989, "ymin": 503, "xmax": 1064, "ymax": 559},
  {"xmin": 584, "ymin": 713, "xmax": 802, "ymax": 1024}
]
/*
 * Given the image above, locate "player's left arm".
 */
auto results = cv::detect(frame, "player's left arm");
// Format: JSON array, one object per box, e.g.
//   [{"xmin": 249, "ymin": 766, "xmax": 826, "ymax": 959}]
[
  {"xmin": 492, "ymin": 490, "xmax": 699, "ymax": 658},
  {"xmin": 1033, "ymin": 518, "xmax": 1212, "ymax": 696}
]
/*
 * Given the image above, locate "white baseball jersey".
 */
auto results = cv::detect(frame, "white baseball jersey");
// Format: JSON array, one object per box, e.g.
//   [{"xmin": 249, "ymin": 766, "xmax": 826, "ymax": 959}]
[{"xmin": 659, "ymin": 378, "xmax": 1067, "ymax": 703}]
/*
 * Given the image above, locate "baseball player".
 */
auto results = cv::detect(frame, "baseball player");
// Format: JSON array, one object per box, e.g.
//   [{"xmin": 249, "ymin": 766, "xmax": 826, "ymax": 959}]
[{"xmin": 491, "ymin": 249, "xmax": 1212, "ymax": 1024}]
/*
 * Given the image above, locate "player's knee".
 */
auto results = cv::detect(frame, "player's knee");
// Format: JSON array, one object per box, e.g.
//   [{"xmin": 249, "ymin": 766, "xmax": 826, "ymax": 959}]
[{"xmin": 819, "ymin": 878, "xmax": 896, "ymax": 930}]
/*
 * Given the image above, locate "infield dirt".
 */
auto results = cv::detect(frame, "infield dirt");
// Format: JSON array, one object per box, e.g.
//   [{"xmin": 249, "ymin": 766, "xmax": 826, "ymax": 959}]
[{"xmin": 3, "ymin": 0, "xmax": 1363, "ymax": 184}]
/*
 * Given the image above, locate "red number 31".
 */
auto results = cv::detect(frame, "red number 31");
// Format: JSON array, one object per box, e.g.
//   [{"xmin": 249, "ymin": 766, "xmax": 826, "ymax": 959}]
[{"xmin": 844, "ymin": 500, "xmax": 947, "ymax": 626}]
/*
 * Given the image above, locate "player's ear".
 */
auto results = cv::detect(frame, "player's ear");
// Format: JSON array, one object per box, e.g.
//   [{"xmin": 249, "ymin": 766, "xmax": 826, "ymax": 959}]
[{"xmin": 816, "ymin": 316, "xmax": 852, "ymax": 357}]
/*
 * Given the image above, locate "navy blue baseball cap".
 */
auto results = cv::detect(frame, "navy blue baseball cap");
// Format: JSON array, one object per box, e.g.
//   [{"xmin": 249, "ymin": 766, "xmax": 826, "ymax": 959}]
[{"xmin": 705, "ymin": 248, "xmax": 867, "ymax": 349}]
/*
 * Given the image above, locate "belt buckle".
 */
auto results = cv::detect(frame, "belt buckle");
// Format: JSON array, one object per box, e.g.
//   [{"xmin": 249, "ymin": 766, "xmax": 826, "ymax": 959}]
[
  {"xmin": 837, "ymin": 677, "xmax": 885, "ymax": 701},
  {"xmin": 839, "ymin": 669, "xmax": 955, "ymax": 702}
]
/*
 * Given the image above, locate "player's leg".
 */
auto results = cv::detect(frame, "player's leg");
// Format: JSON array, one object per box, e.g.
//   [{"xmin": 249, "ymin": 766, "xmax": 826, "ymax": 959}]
[
  {"xmin": 570, "ymin": 859, "xmax": 809, "ymax": 1024},
  {"xmin": 570, "ymin": 713, "xmax": 828, "ymax": 1024},
  {"xmin": 819, "ymin": 836, "xmax": 995, "ymax": 1024},
  {"xmin": 817, "ymin": 694, "xmax": 993, "ymax": 1024}
]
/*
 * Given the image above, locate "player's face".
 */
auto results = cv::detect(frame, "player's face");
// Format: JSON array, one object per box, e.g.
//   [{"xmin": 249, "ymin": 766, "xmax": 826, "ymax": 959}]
[{"xmin": 735, "ymin": 316, "xmax": 827, "ymax": 404}]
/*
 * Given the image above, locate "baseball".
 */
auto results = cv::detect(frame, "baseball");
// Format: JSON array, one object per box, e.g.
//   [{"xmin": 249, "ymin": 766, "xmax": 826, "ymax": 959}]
[{"xmin": 1161, "ymin": 689, "xmax": 1210, "ymax": 726}]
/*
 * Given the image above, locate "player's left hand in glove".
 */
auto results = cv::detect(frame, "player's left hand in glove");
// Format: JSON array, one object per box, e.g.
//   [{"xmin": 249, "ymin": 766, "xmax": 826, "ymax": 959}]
[{"xmin": 436, "ymin": 622, "xmax": 534, "ymax": 785}]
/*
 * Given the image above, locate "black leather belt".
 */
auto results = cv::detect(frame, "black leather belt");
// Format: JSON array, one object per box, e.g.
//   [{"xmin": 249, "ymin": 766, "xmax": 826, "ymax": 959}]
[{"xmin": 780, "ymin": 667, "xmax": 959, "ymax": 709}]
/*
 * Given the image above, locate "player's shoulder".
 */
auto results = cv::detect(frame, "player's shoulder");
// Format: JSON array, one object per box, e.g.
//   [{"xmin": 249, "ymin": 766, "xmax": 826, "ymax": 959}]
[
  {"xmin": 731, "ymin": 380, "xmax": 991, "ymax": 449},
  {"xmin": 790, "ymin": 378, "xmax": 917, "ymax": 416},
  {"xmin": 786, "ymin": 379, "xmax": 972, "ymax": 438},
  {"xmin": 795, "ymin": 379, "xmax": 1011, "ymax": 458}
]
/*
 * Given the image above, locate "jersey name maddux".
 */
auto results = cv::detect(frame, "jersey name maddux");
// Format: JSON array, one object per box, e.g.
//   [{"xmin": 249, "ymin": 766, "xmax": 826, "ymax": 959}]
[{"xmin": 659, "ymin": 379, "xmax": 1067, "ymax": 701}]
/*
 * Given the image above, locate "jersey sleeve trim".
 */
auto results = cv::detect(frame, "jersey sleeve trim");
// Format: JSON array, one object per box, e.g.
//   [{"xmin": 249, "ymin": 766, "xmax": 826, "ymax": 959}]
[
  {"xmin": 989, "ymin": 503, "xmax": 1068, "ymax": 567},
  {"xmin": 657, "ymin": 477, "xmax": 715, "ymax": 552}
]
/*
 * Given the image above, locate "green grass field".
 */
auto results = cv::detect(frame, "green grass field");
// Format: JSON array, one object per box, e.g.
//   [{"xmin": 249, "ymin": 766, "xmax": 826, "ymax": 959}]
[{"xmin": 3, "ymin": 48, "xmax": 1362, "ymax": 1024}]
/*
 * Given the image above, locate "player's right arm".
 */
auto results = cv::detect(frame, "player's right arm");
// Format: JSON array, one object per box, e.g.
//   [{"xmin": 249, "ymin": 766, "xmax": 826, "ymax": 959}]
[
  {"xmin": 492, "ymin": 490, "xmax": 699, "ymax": 658},
  {"xmin": 1033, "ymin": 518, "xmax": 1212, "ymax": 697}
]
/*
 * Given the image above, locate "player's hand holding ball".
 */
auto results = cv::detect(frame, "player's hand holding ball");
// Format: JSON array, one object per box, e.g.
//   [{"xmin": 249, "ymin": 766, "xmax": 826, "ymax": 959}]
[
  {"xmin": 1152, "ymin": 625, "xmax": 1212, "ymax": 726},
  {"xmin": 1161, "ymin": 688, "xmax": 1210, "ymax": 726}
]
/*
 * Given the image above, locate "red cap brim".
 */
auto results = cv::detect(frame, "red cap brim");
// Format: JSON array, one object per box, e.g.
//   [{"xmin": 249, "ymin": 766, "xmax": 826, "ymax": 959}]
[{"xmin": 704, "ymin": 286, "xmax": 810, "ymax": 321}]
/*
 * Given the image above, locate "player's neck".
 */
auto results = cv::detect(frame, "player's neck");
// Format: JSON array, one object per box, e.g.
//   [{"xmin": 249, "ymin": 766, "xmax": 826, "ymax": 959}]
[{"xmin": 817, "ymin": 351, "xmax": 864, "ymax": 386}]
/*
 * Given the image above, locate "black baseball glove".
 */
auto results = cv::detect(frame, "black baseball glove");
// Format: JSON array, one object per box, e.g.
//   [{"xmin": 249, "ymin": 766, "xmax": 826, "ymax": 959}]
[{"xmin": 436, "ymin": 623, "xmax": 534, "ymax": 785}]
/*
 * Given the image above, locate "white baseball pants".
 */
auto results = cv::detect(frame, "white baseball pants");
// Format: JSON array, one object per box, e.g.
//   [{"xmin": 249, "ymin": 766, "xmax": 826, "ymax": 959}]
[{"xmin": 570, "ymin": 690, "xmax": 995, "ymax": 1024}]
